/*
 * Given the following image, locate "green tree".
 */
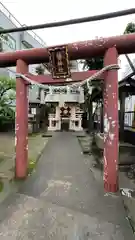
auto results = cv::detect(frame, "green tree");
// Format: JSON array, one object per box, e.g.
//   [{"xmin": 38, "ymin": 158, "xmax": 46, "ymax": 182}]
[
  {"xmin": 82, "ymin": 57, "xmax": 103, "ymax": 70},
  {"xmin": 124, "ymin": 22, "xmax": 135, "ymax": 34},
  {"xmin": 35, "ymin": 64, "xmax": 45, "ymax": 75},
  {"xmin": 82, "ymin": 21, "xmax": 135, "ymax": 132},
  {"xmin": 0, "ymin": 76, "xmax": 16, "ymax": 130},
  {"xmin": 124, "ymin": 22, "xmax": 135, "ymax": 72},
  {"xmin": 0, "ymin": 76, "xmax": 16, "ymax": 105},
  {"xmin": 82, "ymin": 22, "xmax": 135, "ymax": 71}
]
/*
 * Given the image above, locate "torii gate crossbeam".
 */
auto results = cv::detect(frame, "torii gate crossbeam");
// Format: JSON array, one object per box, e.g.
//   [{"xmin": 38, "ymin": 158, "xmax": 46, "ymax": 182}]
[
  {"xmin": 0, "ymin": 33, "xmax": 132, "ymax": 192},
  {"xmin": 0, "ymin": 33, "xmax": 134, "ymax": 66}
]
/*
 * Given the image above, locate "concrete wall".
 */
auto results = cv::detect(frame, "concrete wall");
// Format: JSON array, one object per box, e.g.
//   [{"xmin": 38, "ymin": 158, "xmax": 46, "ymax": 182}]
[
  {"xmin": 70, "ymin": 60, "xmax": 79, "ymax": 72},
  {"xmin": 29, "ymin": 85, "xmax": 40, "ymax": 104}
]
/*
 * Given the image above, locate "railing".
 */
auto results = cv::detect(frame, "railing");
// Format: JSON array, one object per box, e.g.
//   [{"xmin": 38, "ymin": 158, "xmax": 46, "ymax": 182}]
[
  {"xmin": 0, "ymin": 2, "xmax": 46, "ymax": 47},
  {"xmin": 90, "ymin": 110, "xmax": 135, "ymax": 132}
]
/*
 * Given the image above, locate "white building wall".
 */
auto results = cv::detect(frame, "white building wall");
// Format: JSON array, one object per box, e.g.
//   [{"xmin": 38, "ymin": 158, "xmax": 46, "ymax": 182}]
[
  {"xmin": 0, "ymin": 3, "xmax": 80, "ymax": 105},
  {"xmin": 0, "ymin": 2, "xmax": 47, "ymax": 103}
]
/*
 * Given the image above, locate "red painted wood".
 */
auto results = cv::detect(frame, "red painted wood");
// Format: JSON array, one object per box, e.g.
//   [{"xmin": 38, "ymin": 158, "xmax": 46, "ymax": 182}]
[
  {"xmin": 103, "ymin": 47, "xmax": 119, "ymax": 192},
  {"xmin": 0, "ymin": 33, "xmax": 134, "ymax": 67},
  {"xmin": 15, "ymin": 60, "xmax": 28, "ymax": 179},
  {"xmin": 26, "ymin": 70, "xmax": 102, "ymax": 84}
]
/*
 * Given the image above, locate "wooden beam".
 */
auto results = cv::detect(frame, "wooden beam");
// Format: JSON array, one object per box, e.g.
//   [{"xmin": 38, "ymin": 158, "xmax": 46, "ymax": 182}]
[{"xmin": 0, "ymin": 33, "xmax": 135, "ymax": 67}]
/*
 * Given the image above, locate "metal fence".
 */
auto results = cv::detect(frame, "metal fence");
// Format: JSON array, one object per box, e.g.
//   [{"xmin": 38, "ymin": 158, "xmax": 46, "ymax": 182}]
[
  {"xmin": 124, "ymin": 111, "xmax": 135, "ymax": 130},
  {"xmin": 93, "ymin": 110, "xmax": 135, "ymax": 132}
]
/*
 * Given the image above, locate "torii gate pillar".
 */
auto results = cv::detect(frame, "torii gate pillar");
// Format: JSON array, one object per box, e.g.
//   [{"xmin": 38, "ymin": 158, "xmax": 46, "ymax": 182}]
[
  {"xmin": 103, "ymin": 47, "xmax": 119, "ymax": 192},
  {"xmin": 15, "ymin": 59, "xmax": 28, "ymax": 179}
]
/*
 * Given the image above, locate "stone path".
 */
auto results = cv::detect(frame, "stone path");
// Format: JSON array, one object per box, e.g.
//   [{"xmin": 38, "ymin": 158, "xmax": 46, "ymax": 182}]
[{"xmin": 0, "ymin": 132, "xmax": 134, "ymax": 239}]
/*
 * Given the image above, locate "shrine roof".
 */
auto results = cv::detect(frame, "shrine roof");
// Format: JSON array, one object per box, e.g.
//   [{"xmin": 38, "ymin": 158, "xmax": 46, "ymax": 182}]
[
  {"xmin": 26, "ymin": 70, "xmax": 103, "ymax": 85},
  {"xmin": 119, "ymin": 75, "xmax": 135, "ymax": 96}
]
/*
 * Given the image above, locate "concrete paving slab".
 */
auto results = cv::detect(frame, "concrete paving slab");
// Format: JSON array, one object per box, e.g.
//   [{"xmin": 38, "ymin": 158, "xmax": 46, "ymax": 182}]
[{"xmin": 0, "ymin": 132, "xmax": 133, "ymax": 239}]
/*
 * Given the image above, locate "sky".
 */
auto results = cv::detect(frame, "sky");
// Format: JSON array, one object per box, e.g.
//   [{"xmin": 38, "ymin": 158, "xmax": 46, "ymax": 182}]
[{"xmin": 1, "ymin": 0, "xmax": 135, "ymax": 78}]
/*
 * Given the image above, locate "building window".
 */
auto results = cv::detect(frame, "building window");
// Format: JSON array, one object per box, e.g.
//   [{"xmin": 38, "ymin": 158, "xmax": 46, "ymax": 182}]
[
  {"xmin": 21, "ymin": 42, "xmax": 33, "ymax": 49},
  {"xmin": 31, "ymin": 108, "xmax": 36, "ymax": 115},
  {"xmin": 0, "ymin": 27, "xmax": 16, "ymax": 51}
]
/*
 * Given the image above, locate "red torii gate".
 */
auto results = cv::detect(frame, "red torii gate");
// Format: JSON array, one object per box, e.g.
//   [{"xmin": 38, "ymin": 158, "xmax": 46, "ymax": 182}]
[
  {"xmin": 26, "ymin": 70, "xmax": 100, "ymax": 84},
  {"xmin": 1, "ymin": 33, "xmax": 135, "ymax": 193}
]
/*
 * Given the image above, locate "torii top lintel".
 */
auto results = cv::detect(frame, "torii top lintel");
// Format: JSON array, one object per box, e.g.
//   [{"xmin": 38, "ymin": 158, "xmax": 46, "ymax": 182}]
[{"xmin": 0, "ymin": 33, "xmax": 135, "ymax": 67}]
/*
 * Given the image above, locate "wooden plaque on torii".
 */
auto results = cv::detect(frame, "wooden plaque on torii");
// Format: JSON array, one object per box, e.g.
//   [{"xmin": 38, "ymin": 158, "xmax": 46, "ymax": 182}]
[{"xmin": 48, "ymin": 45, "xmax": 71, "ymax": 79}]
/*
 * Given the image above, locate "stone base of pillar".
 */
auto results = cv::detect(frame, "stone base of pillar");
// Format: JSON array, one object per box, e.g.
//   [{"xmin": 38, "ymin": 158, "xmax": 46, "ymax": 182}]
[
  {"xmin": 69, "ymin": 118, "xmax": 83, "ymax": 131},
  {"xmin": 48, "ymin": 121, "xmax": 61, "ymax": 131}
]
